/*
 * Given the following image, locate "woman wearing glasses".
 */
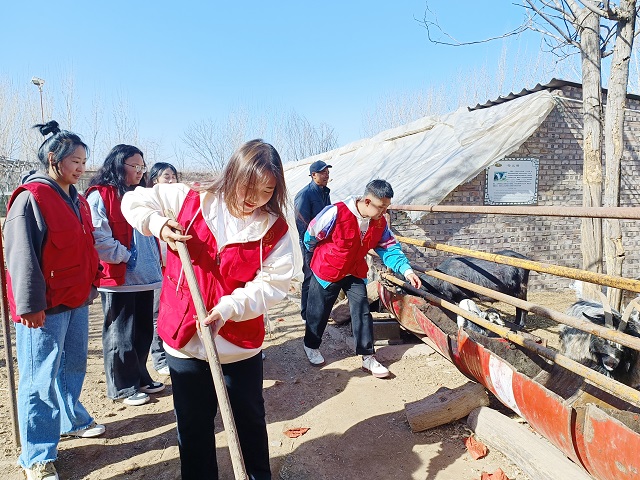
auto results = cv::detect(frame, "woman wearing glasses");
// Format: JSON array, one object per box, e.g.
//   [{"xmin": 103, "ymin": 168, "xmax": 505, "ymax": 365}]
[{"xmin": 86, "ymin": 145, "xmax": 164, "ymax": 406}]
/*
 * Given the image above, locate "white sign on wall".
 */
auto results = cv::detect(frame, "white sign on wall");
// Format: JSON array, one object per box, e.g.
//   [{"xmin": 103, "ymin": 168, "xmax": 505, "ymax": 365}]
[{"xmin": 484, "ymin": 158, "xmax": 539, "ymax": 205}]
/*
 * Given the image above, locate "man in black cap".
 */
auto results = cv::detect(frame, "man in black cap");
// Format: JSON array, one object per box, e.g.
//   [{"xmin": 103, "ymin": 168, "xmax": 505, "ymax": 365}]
[{"xmin": 294, "ymin": 160, "xmax": 332, "ymax": 322}]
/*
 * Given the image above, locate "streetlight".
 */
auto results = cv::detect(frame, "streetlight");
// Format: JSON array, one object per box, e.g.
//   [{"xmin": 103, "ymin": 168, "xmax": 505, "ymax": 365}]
[{"xmin": 31, "ymin": 76, "xmax": 45, "ymax": 122}]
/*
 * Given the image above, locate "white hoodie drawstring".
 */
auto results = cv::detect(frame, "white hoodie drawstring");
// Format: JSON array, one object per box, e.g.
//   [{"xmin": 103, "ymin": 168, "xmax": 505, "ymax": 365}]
[{"xmin": 260, "ymin": 235, "xmax": 272, "ymax": 339}]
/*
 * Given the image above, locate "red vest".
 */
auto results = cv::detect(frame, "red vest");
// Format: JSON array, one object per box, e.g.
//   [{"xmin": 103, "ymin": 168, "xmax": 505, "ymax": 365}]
[
  {"xmin": 6, "ymin": 183, "xmax": 100, "ymax": 321},
  {"xmin": 158, "ymin": 190, "xmax": 289, "ymax": 349},
  {"xmin": 85, "ymin": 184, "xmax": 132, "ymax": 286},
  {"xmin": 310, "ymin": 201, "xmax": 386, "ymax": 282}
]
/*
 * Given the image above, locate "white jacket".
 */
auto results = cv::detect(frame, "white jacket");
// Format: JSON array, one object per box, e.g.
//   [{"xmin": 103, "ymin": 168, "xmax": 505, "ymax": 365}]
[{"xmin": 121, "ymin": 183, "xmax": 297, "ymax": 362}]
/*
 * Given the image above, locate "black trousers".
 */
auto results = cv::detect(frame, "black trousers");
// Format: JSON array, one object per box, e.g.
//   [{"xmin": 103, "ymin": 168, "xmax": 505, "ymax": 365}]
[
  {"xmin": 304, "ymin": 274, "xmax": 374, "ymax": 356},
  {"xmin": 299, "ymin": 241, "xmax": 313, "ymax": 321},
  {"xmin": 166, "ymin": 352, "xmax": 271, "ymax": 480},
  {"xmin": 101, "ymin": 290, "xmax": 155, "ymax": 399}
]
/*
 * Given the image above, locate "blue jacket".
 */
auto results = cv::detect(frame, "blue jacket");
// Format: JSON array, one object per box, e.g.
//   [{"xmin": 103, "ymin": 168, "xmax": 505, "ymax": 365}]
[{"xmin": 293, "ymin": 181, "xmax": 331, "ymax": 240}]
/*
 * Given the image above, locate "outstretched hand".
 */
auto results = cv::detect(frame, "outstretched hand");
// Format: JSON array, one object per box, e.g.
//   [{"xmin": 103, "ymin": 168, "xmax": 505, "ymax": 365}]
[
  {"xmin": 160, "ymin": 219, "xmax": 192, "ymax": 251},
  {"xmin": 405, "ymin": 272, "xmax": 422, "ymax": 289}
]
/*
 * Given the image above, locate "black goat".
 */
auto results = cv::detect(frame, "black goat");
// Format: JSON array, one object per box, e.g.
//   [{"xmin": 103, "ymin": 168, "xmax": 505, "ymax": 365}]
[
  {"xmin": 418, "ymin": 250, "xmax": 530, "ymax": 326},
  {"xmin": 560, "ymin": 299, "xmax": 640, "ymax": 386}
]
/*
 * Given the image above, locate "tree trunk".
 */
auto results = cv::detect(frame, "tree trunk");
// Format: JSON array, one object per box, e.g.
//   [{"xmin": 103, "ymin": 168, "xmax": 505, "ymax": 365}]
[
  {"xmin": 603, "ymin": 0, "xmax": 636, "ymax": 311},
  {"xmin": 578, "ymin": 8, "xmax": 604, "ymax": 301}
]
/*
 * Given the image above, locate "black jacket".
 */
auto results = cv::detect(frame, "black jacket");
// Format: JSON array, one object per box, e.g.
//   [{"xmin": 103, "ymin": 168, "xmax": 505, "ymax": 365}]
[{"xmin": 293, "ymin": 181, "xmax": 331, "ymax": 240}]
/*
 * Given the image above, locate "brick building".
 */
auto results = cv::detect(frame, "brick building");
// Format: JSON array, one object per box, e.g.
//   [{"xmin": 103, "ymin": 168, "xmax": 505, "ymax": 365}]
[
  {"xmin": 286, "ymin": 79, "xmax": 640, "ymax": 293},
  {"xmin": 390, "ymin": 79, "xmax": 640, "ymax": 292}
]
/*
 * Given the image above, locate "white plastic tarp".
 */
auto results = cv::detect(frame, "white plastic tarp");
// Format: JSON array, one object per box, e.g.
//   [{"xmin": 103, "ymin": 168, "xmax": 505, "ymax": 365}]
[{"xmin": 284, "ymin": 90, "xmax": 556, "ymax": 221}]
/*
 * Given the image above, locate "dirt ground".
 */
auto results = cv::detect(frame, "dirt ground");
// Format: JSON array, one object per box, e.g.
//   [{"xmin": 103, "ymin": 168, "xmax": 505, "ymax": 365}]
[{"xmin": 0, "ymin": 288, "xmax": 578, "ymax": 480}]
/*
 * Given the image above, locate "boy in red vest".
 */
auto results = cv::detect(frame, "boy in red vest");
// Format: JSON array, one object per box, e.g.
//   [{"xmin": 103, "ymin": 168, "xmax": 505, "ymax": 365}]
[{"xmin": 303, "ymin": 179, "xmax": 421, "ymax": 377}]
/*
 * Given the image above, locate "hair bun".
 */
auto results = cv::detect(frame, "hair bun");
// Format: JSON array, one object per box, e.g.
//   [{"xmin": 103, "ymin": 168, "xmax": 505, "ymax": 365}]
[{"xmin": 38, "ymin": 120, "xmax": 60, "ymax": 137}]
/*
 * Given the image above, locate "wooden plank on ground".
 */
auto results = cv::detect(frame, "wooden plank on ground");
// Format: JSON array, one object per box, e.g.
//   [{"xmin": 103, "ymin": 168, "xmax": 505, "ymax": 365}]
[
  {"xmin": 467, "ymin": 407, "xmax": 594, "ymax": 480},
  {"xmin": 405, "ymin": 381, "xmax": 489, "ymax": 432}
]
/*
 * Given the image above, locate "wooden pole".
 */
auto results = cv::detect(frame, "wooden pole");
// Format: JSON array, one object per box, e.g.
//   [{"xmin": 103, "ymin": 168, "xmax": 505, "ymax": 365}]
[
  {"xmin": 380, "ymin": 272, "xmax": 640, "ymax": 407},
  {"xmin": 396, "ymin": 236, "xmax": 640, "ymax": 293},
  {"xmin": 0, "ymin": 220, "xmax": 20, "ymax": 449},
  {"xmin": 170, "ymin": 232, "xmax": 248, "ymax": 479},
  {"xmin": 412, "ymin": 267, "xmax": 640, "ymax": 353},
  {"xmin": 389, "ymin": 204, "xmax": 640, "ymax": 219}
]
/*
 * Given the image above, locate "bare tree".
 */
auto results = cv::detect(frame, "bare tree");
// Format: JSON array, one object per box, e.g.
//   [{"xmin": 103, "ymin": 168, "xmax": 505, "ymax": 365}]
[
  {"xmin": 181, "ymin": 118, "xmax": 238, "ymax": 172},
  {"xmin": 109, "ymin": 92, "xmax": 139, "ymax": 147},
  {"xmin": 170, "ymin": 143, "xmax": 192, "ymax": 175},
  {"xmin": 60, "ymin": 74, "xmax": 75, "ymax": 130},
  {"xmin": 520, "ymin": 0, "xmax": 638, "ymax": 308},
  {"xmin": 361, "ymin": 40, "xmax": 572, "ymax": 138},
  {"xmin": 0, "ymin": 79, "xmax": 23, "ymax": 161},
  {"xmin": 85, "ymin": 95, "xmax": 105, "ymax": 168},
  {"xmin": 279, "ymin": 110, "xmax": 338, "ymax": 162},
  {"xmin": 421, "ymin": 1, "xmax": 639, "ymax": 307},
  {"xmin": 139, "ymin": 137, "xmax": 164, "ymax": 166},
  {"xmin": 602, "ymin": 2, "xmax": 637, "ymax": 307},
  {"xmin": 362, "ymin": 86, "xmax": 448, "ymax": 137},
  {"xmin": 181, "ymin": 106, "xmax": 338, "ymax": 169},
  {"xmin": 0, "ymin": 73, "xmax": 169, "ymax": 201}
]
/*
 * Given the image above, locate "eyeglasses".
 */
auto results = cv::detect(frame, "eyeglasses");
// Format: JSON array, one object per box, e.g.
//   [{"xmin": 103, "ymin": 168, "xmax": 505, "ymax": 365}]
[{"xmin": 125, "ymin": 163, "xmax": 147, "ymax": 173}]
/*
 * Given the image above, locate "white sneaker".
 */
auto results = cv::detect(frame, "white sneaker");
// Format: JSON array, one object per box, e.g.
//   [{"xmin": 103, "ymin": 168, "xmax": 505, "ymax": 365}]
[
  {"xmin": 118, "ymin": 392, "xmax": 150, "ymax": 406},
  {"xmin": 139, "ymin": 381, "xmax": 165, "ymax": 394},
  {"xmin": 362, "ymin": 355, "xmax": 390, "ymax": 378},
  {"xmin": 24, "ymin": 462, "xmax": 59, "ymax": 480},
  {"xmin": 62, "ymin": 421, "xmax": 106, "ymax": 438},
  {"xmin": 303, "ymin": 345, "xmax": 325, "ymax": 366},
  {"xmin": 156, "ymin": 366, "xmax": 170, "ymax": 375}
]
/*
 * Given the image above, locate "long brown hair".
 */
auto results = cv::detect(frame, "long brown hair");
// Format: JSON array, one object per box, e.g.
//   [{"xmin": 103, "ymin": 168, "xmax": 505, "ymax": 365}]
[{"xmin": 198, "ymin": 139, "xmax": 288, "ymax": 218}]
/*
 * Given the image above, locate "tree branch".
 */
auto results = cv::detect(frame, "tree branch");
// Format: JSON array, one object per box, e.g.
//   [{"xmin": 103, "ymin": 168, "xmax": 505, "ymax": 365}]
[
  {"xmin": 523, "ymin": 0, "xmax": 581, "ymax": 48},
  {"xmin": 579, "ymin": 0, "xmax": 611, "ymax": 18},
  {"xmin": 417, "ymin": 4, "xmax": 530, "ymax": 46}
]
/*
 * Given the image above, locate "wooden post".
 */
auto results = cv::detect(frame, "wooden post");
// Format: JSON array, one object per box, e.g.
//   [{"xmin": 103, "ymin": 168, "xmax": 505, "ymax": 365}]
[
  {"xmin": 404, "ymin": 381, "xmax": 489, "ymax": 432},
  {"xmin": 167, "ymin": 211, "xmax": 248, "ymax": 480},
  {"xmin": 0, "ymin": 218, "xmax": 20, "ymax": 449},
  {"xmin": 467, "ymin": 407, "xmax": 593, "ymax": 480}
]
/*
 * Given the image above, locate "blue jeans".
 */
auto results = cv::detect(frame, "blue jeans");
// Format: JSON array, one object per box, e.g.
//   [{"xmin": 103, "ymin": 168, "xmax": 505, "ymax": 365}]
[
  {"xmin": 304, "ymin": 274, "xmax": 374, "ymax": 355},
  {"xmin": 166, "ymin": 352, "xmax": 271, "ymax": 480},
  {"xmin": 101, "ymin": 291, "xmax": 155, "ymax": 399},
  {"xmin": 15, "ymin": 307, "xmax": 94, "ymax": 469},
  {"xmin": 150, "ymin": 289, "xmax": 167, "ymax": 370}
]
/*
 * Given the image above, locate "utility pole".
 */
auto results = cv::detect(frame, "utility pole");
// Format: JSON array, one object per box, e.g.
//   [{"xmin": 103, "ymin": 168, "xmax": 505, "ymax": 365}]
[{"xmin": 31, "ymin": 76, "xmax": 45, "ymax": 122}]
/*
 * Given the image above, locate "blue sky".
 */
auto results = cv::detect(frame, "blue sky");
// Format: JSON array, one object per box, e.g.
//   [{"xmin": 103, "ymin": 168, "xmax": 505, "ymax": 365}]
[{"xmin": 2, "ymin": 1, "xmax": 567, "ymax": 161}]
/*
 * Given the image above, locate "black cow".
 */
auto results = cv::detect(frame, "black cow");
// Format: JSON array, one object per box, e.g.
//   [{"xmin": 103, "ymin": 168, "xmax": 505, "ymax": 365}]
[{"xmin": 418, "ymin": 250, "xmax": 530, "ymax": 326}]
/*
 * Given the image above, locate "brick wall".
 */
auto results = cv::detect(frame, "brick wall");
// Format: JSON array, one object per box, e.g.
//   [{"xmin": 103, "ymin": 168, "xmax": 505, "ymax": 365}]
[{"xmin": 390, "ymin": 84, "xmax": 640, "ymax": 292}]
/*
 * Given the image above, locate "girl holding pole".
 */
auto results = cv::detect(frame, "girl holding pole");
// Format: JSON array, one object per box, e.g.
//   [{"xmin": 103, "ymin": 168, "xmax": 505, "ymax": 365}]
[{"xmin": 121, "ymin": 139, "xmax": 296, "ymax": 479}]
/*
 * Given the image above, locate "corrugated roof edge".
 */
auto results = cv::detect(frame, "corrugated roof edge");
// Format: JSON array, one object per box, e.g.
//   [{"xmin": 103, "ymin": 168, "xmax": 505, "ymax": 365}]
[{"xmin": 469, "ymin": 78, "xmax": 640, "ymax": 110}]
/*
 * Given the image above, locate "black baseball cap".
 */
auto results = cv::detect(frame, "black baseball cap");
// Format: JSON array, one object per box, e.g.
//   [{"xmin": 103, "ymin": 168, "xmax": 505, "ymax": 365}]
[{"xmin": 310, "ymin": 160, "xmax": 332, "ymax": 175}]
